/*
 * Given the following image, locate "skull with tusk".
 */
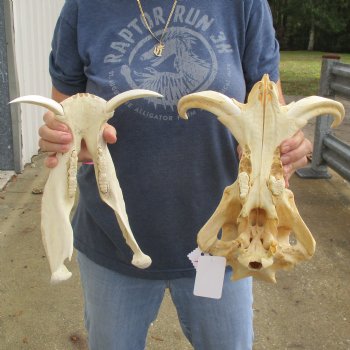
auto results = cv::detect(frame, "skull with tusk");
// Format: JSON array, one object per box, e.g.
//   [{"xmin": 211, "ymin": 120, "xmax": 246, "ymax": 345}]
[
  {"xmin": 11, "ymin": 89, "xmax": 162, "ymax": 283},
  {"xmin": 177, "ymin": 74, "xmax": 345, "ymax": 283}
]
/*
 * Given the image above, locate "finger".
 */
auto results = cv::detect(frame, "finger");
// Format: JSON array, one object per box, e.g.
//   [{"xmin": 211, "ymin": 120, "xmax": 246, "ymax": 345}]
[
  {"xmin": 280, "ymin": 130, "xmax": 305, "ymax": 154},
  {"xmin": 43, "ymin": 111, "xmax": 69, "ymax": 132},
  {"xmin": 283, "ymin": 156, "xmax": 308, "ymax": 176},
  {"xmin": 284, "ymin": 176, "xmax": 290, "ymax": 189},
  {"xmin": 280, "ymin": 138, "xmax": 312, "ymax": 166},
  {"xmin": 39, "ymin": 124, "xmax": 72, "ymax": 145},
  {"xmin": 44, "ymin": 153, "xmax": 59, "ymax": 168},
  {"xmin": 39, "ymin": 138, "xmax": 72, "ymax": 153},
  {"xmin": 283, "ymin": 154, "xmax": 309, "ymax": 188},
  {"xmin": 237, "ymin": 144, "xmax": 243, "ymax": 159},
  {"xmin": 103, "ymin": 123, "xmax": 117, "ymax": 144},
  {"xmin": 283, "ymin": 164, "xmax": 293, "ymax": 188}
]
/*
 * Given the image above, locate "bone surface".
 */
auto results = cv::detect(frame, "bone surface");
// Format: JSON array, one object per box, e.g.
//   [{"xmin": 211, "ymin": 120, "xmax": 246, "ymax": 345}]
[
  {"xmin": 178, "ymin": 75, "xmax": 345, "ymax": 282},
  {"xmin": 11, "ymin": 90, "xmax": 162, "ymax": 283}
]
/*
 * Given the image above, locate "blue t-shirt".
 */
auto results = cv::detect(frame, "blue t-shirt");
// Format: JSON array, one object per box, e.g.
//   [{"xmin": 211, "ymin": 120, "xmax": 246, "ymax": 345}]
[{"xmin": 50, "ymin": 0, "xmax": 280, "ymax": 279}]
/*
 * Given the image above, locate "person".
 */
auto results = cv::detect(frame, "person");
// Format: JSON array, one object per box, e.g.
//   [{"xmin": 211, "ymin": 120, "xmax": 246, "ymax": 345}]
[{"xmin": 39, "ymin": 0, "xmax": 312, "ymax": 349}]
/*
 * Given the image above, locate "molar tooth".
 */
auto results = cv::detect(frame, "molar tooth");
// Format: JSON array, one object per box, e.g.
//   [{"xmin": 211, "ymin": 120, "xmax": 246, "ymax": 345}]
[
  {"xmin": 268, "ymin": 175, "xmax": 285, "ymax": 196},
  {"xmin": 97, "ymin": 146, "xmax": 109, "ymax": 194},
  {"xmin": 67, "ymin": 150, "xmax": 78, "ymax": 198},
  {"xmin": 238, "ymin": 172, "xmax": 250, "ymax": 199}
]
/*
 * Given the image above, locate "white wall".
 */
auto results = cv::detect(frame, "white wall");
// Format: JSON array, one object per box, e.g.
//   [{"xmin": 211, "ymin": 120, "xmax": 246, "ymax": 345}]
[{"xmin": 12, "ymin": 0, "xmax": 64, "ymax": 166}]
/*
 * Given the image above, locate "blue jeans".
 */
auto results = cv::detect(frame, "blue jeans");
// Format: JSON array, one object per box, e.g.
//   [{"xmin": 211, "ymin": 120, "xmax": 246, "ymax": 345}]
[{"xmin": 77, "ymin": 251, "xmax": 253, "ymax": 350}]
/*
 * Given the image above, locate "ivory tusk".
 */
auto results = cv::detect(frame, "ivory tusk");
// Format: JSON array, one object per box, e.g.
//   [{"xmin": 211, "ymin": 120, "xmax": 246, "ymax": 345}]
[
  {"xmin": 106, "ymin": 89, "xmax": 163, "ymax": 113},
  {"xmin": 177, "ymin": 91, "xmax": 244, "ymax": 144},
  {"xmin": 177, "ymin": 90, "xmax": 241, "ymax": 121},
  {"xmin": 287, "ymin": 96, "xmax": 345, "ymax": 129},
  {"xmin": 10, "ymin": 95, "xmax": 64, "ymax": 116}
]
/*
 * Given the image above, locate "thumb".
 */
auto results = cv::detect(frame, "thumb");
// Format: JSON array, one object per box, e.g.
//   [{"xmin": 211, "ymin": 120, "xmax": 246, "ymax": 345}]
[{"xmin": 103, "ymin": 123, "xmax": 117, "ymax": 144}]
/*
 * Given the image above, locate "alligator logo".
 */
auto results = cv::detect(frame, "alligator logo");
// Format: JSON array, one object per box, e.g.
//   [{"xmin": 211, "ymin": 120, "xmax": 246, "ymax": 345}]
[{"xmin": 120, "ymin": 27, "xmax": 218, "ymax": 110}]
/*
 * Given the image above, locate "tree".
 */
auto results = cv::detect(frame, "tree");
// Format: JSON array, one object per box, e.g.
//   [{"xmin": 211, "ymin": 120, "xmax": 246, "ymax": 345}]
[
  {"xmin": 268, "ymin": 0, "xmax": 350, "ymax": 52},
  {"xmin": 303, "ymin": 0, "xmax": 349, "ymax": 51}
]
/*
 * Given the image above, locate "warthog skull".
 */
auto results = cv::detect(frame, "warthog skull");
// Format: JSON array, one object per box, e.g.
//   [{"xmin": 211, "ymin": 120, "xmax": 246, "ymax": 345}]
[
  {"xmin": 178, "ymin": 75, "xmax": 344, "ymax": 282},
  {"xmin": 11, "ymin": 90, "xmax": 162, "ymax": 283}
]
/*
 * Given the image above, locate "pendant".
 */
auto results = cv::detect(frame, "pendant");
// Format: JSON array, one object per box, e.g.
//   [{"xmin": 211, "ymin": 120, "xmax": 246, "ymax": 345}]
[{"xmin": 153, "ymin": 43, "xmax": 165, "ymax": 57}]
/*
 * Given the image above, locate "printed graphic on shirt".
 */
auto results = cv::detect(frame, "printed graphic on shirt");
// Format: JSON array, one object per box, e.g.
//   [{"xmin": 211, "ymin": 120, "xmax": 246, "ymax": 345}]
[{"xmin": 104, "ymin": 5, "xmax": 234, "ymax": 121}]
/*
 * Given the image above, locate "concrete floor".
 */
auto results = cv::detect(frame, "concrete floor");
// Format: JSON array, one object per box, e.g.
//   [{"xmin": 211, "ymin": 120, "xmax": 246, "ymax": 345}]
[{"xmin": 1, "ymin": 96, "xmax": 350, "ymax": 350}]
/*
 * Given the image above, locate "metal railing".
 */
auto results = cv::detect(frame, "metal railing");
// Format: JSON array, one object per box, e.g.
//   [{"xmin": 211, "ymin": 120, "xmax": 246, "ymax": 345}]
[{"xmin": 297, "ymin": 56, "xmax": 350, "ymax": 181}]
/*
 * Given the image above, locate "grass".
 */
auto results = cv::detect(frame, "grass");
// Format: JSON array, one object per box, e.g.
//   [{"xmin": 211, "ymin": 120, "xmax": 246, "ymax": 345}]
[{"xmin": 279, "ymin": 51, "xmax": 350, "ymax": 96}]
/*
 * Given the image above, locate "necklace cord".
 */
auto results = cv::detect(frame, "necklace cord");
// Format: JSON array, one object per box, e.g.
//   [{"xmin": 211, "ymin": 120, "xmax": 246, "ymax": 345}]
[{"xmin": 136, "ymin": 0, "xmax": 178, "ymax": 45}]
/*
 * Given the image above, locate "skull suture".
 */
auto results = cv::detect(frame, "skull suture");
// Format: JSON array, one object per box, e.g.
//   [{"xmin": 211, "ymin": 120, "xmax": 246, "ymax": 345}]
[{"xmin": 178, "ymin": 75, "xmax": 345, "ymax": 282}]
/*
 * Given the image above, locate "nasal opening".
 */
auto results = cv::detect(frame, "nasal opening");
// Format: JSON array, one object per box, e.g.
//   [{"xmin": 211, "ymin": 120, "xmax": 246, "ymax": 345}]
[{"xmin": 249, "ymin": 261, "xmax": 263, "ymax": 270}]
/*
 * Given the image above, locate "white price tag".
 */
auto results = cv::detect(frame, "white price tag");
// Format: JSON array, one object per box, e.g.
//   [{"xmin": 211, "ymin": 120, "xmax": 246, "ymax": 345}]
[
  {"xmin": 187, "ymin": 247, "xmax": 208, "ymax": 269},
  {"xmin": 193, "ymin": 255, "xmax": 226, "ymax": 299}
]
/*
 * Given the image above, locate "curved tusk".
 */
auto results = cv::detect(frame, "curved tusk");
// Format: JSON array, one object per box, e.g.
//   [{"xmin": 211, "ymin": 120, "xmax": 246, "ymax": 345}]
[
  {"xmin": 10, "ymin": 95, "xmax": 64, "ymax": 116},
  {"xmin": 287, "ymin": 96, "xmax": 345, "ymax": 129},
  {"xmin": 106, "ymin": 89, "xmax": 163, "ymax": 113},
  {"xmin": 177, "ymin": 91, "xmax": 242, "ymax": 129}
]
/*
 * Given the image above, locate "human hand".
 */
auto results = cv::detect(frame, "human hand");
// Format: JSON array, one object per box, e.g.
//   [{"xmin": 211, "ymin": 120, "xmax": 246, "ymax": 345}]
[
  {"xmin": 280, "ymin": 130, "xmax": 312, "ymax": 187},
  {"xmin": 38, "ymin": 111, "xmax": 117, "ymax": 168}
]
